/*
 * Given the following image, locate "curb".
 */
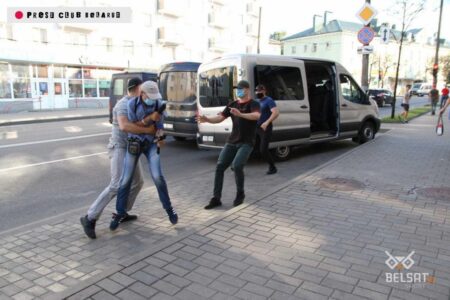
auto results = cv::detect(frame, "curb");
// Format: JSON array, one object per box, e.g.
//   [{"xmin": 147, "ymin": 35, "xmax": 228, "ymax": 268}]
[
  {"xmin": 381, "ymin": 107, "xmax": 431, "ymax": 124},
  {"xmin": 0, "ymin": 114, "xmax": 109, "ymax": 127},
  {"xmin": 51, "ymin": 135, "xmax": 381, "ymax": 300}
]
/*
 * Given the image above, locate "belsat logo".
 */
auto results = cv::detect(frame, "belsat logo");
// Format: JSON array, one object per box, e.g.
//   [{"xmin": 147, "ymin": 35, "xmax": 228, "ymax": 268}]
[
  {"xmin": 384, "ymin": 250, "xmax": 435, "ymax": 285},
  {"xmin": 7, "ymin": 7, "xmax": 132, "ymax": 23}
]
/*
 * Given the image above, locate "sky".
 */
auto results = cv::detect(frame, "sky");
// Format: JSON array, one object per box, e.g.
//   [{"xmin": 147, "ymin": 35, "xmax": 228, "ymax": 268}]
[{"xmin": 261, "ymin": 0, "xmax": 450, "ymax": 40}]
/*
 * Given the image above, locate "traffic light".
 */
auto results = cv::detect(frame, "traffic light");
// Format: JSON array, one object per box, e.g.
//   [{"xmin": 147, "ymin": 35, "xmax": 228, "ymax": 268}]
[{"xmin": 433, "ymin": 63, "xmax": 439, "ymax": 77}]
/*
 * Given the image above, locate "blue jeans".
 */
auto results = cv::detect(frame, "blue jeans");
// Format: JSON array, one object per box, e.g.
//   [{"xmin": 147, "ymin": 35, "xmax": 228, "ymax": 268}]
[
  {"xmin": 116, "ymin": 142, "xmax": 171, "ymax": 216},
  {"xmin": 213, "ymin": 143, "xmax": 253, "ymax": 198}
]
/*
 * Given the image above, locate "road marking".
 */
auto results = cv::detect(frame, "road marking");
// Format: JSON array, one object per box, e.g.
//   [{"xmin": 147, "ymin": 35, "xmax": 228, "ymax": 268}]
[
  {"xmin": 0, "ymin": 152, "xmax": 108, "ymax": 172},
  {"xmin": 0, "ymin": 132, "xmax": 110, "ymax": 149},
  {"xmin": 64, "ymin": 126, "xmax": 83, "ymax": 133},
  {"xmin": 0, "ymin": 131, "xmax": 18, "ymax": 140}
]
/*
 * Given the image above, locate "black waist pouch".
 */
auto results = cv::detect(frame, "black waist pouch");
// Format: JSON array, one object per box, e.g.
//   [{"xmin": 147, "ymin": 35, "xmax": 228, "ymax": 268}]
[{"xmin": 127, "ymin": 138, "xmax": 141, "ymax": 155}]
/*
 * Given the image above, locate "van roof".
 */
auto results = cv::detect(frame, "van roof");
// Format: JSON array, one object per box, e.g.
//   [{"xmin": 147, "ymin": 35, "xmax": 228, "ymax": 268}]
[
  {"xmin": 209, "ymin": 53, "xmax": 337, "ymax": 64},
  {"xmin": 159, "ymin": 62, "xmax": 201, "ymax": 73}
]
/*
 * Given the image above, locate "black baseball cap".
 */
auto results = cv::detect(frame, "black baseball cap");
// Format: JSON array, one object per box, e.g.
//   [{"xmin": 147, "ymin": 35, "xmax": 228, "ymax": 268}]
[
  {"xmin": 127, "ymin": 77, "xmax": 143, "ymax": 90},
  {"xmin": 255, "ymin": 84, "xmax": 266, "ymax": 91},
  {"xmin": 236, "ymin": 80, "xmax": 250, "ymax": 89}
]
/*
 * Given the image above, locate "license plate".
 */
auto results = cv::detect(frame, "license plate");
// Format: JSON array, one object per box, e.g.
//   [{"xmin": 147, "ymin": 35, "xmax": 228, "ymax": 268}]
[
  {"xmin": 202, "ymin": 135, "xmax": 214, "ymax": 142},
  {"xmin": 164, "ymin": 123, "xmax": 173, "ymax": 129}
]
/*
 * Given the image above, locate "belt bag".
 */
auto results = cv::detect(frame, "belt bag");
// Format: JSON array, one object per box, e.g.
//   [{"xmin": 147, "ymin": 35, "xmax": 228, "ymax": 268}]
[{"xmin": 127, "ymin": 138, "xmax": 141, "ymax": 155}]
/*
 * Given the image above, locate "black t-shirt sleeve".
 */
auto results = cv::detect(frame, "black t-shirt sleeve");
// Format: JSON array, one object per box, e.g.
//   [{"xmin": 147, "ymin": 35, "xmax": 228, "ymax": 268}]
[{"xmin": 250, "ymin": 100, "xmax": 261, "ymax": 113}]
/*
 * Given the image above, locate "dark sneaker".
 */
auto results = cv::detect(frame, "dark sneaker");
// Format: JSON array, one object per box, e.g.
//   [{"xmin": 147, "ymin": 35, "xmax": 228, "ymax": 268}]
[
  {"xmin": 110, "ymin": 213, "xmax": 125, "ymax": 231},
  {"xmin": 204, "ymin": 197, "xmax": 222, "ymax": 210},
  {"xmin": 233, "ymin": 193, "xmax": 245, "ymax": 207},
  {"xmin": 166, "ymin": 207, "xmax": 178, "ymax": 225},
  {"xmin": 80, "ymin": 215, "xmax": 96, "ymax": 239},
  {"xmin": 266, "ymin": 166, "xmax": 277, "ymax": 175},
  {"xmin": 120, "ymin": 213, "xmax": 138, "ymax": 223}
]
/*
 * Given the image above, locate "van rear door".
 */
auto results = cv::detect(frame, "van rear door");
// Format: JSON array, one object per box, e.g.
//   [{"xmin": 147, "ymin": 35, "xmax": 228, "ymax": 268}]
[
  {"xmin": 109, "ymin": 75, "xmax": 128, "ymax": 122},
  {"xmin": 254, "ymin": 57, "xmax": 310, "ymax": 143}
]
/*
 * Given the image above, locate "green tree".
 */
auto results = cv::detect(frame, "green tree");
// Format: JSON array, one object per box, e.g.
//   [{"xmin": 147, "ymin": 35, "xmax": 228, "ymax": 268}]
[{"xmin": 439, "ymin": 55, "xmax": 450, "ymax": 83}]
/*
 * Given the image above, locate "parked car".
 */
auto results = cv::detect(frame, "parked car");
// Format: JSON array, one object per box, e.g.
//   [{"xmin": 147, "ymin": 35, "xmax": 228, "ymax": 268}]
[
  {"xmin": 196, "ymin": 54, "xmax": 380, "ymax": 161},
  {"xmin": 410, "ymin": 82, "xmax": 423, "ymax": 95},
  {"xmin": 368, "ymin": 89, "xmax": 394, "ymax": 107},
  {"xmin": 417, "ymin": 83, "xmax": 432, "ymax": 97}
]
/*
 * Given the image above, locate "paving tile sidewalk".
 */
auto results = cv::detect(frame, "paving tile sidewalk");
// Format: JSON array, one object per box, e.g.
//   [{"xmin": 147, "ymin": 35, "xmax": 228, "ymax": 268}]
[
  {"xmin": 0, "ymin": 108, "xmax": 109, "ymax": 126},
  {"xmin": 59, "ymin": 114, "xmax": 450, "ymax": 300}
]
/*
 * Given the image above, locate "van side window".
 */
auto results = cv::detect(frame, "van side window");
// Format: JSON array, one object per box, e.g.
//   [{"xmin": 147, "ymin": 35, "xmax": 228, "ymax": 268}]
[
  {"xmin": 113, "ymin": 79, "xmax": 125, "ymax": 96},
  {"xmin": 339, "ymin": 75, "xmax": 368, "ymax": 104},
  {"xmin": 199, "ymin": 66, "xmax": 237, "ymax": 107},
  {"xmin": 254, "ymin": 65, "xmax": 304, "ymax": 100}
]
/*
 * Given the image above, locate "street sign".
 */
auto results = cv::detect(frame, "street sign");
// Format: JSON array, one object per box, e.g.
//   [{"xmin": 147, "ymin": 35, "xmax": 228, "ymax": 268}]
[
  {"xmin": 357, "ymin": 45, "xmax": 374, "ymax": 55},
  {"xmin": 356, "ymin": 3, "xmax": 378, "ymax": 25},
  {"xmin": 380, "ymin": 26, "xmax": 390, "ymax": 44},
  {"xmin": 357, "ymin": 27, "xmax": 375, "ymax": 45}
]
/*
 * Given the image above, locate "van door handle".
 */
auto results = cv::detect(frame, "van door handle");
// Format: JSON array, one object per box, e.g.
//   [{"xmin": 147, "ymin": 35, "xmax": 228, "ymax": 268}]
[
  {"xmin": 300, "ymin": 105, "xmax": 308, "ymax": 109},
  {"xmin": 341, "ymin": 104, "xmax": 348, "ymax": 107}
]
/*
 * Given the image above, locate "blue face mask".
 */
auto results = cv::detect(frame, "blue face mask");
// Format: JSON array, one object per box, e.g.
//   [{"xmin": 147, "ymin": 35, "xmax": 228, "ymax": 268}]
[
  {"xmin": 143, "ymin": 98, "xmax": 156, "ymax": 106},
  {"xmin": 236, "ymin": 89, "xmax": 245, "ymax": 98}
]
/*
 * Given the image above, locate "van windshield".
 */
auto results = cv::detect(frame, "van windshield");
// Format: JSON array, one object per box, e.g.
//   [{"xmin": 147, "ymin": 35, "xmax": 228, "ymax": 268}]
[
  {"xmin": 199, "ymin": 66, "xmax": 237, "ymax": 107},
  {"xmin": 412, "ymin": 83, "xmax": 422, "ymax": 89},
  {"xmin": 160, "ymin": 71, "xmax": 197, "ymax": 103}
]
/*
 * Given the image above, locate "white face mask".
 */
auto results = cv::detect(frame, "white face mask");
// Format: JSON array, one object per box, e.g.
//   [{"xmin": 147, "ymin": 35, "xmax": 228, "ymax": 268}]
[{"xmin": 143, "ymin": 98, "xmax": 156, "ymax": 106}]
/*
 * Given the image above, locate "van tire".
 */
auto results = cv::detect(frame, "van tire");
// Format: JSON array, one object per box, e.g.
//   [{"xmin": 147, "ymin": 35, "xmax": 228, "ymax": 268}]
[
  {"xmin": 174, "ymin": 136, "xmax": 187, "ymax": 141},
  {"xmin": 271, "ymin": 146, "xmax": 291, "ymax": 161},
  {"xmin": 357, "ymin": 121, "xmax": 375, "ymax": 144}
]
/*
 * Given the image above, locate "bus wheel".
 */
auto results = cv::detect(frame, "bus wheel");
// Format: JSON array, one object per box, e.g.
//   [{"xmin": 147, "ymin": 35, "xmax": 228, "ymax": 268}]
[
  {"xmin": 174, "ymin": 136, "xmax": 187, "ymax": 142},
  {"xmin": 271, "ymin": 146, "xmax": 291, "ymax": 161}
]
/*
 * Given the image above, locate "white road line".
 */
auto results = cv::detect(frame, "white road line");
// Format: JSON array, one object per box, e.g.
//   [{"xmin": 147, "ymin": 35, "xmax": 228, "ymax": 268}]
[
  {"xmin": 0, "ymin": 132, "xmax": 110, "ymax": 149},
  {"xmin": 0, "ymin": 152, "xmax": 108, "ymax": 172}
]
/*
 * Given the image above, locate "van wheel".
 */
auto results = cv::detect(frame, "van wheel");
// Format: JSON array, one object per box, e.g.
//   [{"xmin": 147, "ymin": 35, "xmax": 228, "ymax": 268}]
[
  {"xmin": 358, "ymin": 121, "xmax": 375, "ymax": 144},
  {"xmin": 174, "ymin": 136, "xmax": 186, "ymax": 141},
  {"xmin": 271, "ymin": 146, "xmax": 291, "ymax": 161}
]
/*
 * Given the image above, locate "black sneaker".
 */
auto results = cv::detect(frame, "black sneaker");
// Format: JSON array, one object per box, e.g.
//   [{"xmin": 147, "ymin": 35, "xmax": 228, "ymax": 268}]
[
  {"xmin": 80, "ymin": 215, "xmax": 96, "ymax": 239},
  {"xmin": 266, "ymin": 166, "xmax": 277, "ymax": 175},
  {"xmin": 120, "ymin": 213, "xmax": 138, "ymax": 223},
  {"xmin": 233, "ymin": 193, "xmax": 245, "ymax": 207},
  {"xmin": 166, "ymin": 207, "xmax": 178, "ymax": 225},
  {"xmin": 204, "ymin": 197, "xmax": 222, "ymax": 210},
  {"xmin": 110, "ymin": 213, "xmax": 125, "ymax": 231}
]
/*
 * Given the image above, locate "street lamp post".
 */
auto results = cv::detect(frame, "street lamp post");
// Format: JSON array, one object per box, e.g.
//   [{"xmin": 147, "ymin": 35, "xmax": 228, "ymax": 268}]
[
  {"xmin": 433, "ymin": 0, "xmax": 444, "ymax": 88},
  {"xmin": 361, "ymin": 0, "xmax": 371, "ymax": 92}
]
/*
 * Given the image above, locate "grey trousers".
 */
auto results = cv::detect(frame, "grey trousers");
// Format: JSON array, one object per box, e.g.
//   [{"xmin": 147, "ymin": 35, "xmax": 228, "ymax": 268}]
[{"xmin": 87, "ymin": 146, "xmax": 144, "ymax": 221}]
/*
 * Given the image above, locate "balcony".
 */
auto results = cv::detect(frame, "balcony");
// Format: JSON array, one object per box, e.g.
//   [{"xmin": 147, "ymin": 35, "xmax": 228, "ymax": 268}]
[
  {"xmin": 208, "ymin": 38, "xmax": 227, "ymax": 52},
  {"xmin": 157, "ymin": 27, "xmax": 182, "ymax": 46},
  {"xmin": 208, "ymin": 13, "xmax": 227, "ymax": 29},
  {"xmin": 157, "ymin": 0, "xmax": 183, "ymax": 17},
  {"xmin": 246, "ymin": 3, "xmax": 259, "ymax": 17}
]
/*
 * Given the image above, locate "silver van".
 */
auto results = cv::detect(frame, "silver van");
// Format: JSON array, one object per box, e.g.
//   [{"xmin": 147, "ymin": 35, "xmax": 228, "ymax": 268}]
[{"xmin": 196, "ymin": 54, "xmax": 380, "ymax": 160}]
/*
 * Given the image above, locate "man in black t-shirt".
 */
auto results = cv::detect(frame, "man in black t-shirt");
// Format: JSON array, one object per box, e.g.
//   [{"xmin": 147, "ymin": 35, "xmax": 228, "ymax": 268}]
[{"xmin": 197, "ymin": 80, "xmax": 261, "ymax": 209}]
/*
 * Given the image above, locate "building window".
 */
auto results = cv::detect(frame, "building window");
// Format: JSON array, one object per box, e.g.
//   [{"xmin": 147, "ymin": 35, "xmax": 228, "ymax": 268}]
[
  {"xmin": 103, "ymin": 37, "xmax": 112, "ymax": 52},
  {"xmin": 291, "ymin": 46, "xmax": 296, "ymax": 54},
  {"xmin": 304, "ymin": 45, "xmax": 307, "ymax": 52},
  {"xmin": 254, "ymin": 65, "xmax": 304, "ymax": 100},
  {"xmin": 32, "ymin": 28, "xmax": 47, "ymax": 43},
  {"xmin": 11, "ymin": 64, "xmax": 32, "ymax": 99},
  {"xmin": 326, "ymin": 42, "xmax": 331, "ymax": 49},
  {"xmin": 0, "ymin": 64, "xmax": 12, "ymax": 99},
  {"xmin": 66, "ymin": 30, "xmax": 88, "ymax": 48},
  {"xmin": 67, "ymin": 67, "xmax": 83, "ymax": 98},
  {"xmin": 312, "ymin": 43, "xmax": 317, "ymax": 52},
  {"xmin": 246, "ymin": 46, "xmax": 252, "ymax": 53},
  {"xmin": 6, "ymin": 24, "xmax": 13, "ymax": 40},
  {"xmin": 93, "ymin": 69, "xmax": 113, "ymax": 97},
  {"xmin": 124, "ymin": 40, "xmax": 134, "ymax": 56},
  {"xmin": 145, "ymin": 43, "xmax": 153, "ymax": 57}
]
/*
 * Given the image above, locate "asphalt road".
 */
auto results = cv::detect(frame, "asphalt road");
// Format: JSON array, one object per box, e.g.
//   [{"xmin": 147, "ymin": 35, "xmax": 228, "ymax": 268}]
[
  {"xmin": 0, "ymin": 117, "xmax": 361, "ymax": 231},
  {"xmin": 378, "ymin": 95, "xmax": 430, "ymax": 118}
]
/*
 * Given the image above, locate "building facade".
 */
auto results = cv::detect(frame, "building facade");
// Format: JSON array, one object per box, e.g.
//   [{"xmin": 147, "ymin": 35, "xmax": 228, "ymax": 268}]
[
  {"xmin": 282, "ymin": 18, "xmax": 450, "ymax": 93},
  {"xmin": 0, "ymin": 0, "xmax": 279, "ymax": 112}
]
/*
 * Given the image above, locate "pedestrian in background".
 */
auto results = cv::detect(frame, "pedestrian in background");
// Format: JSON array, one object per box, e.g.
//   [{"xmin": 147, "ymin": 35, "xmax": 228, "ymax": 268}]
[
  {"xmin": 197, "ymin": 80, "xmax": 261, "ymax": 209},
  {"xmin": 255, "ymin": 84, "xmax": 279, "ymax": 175},
  {"xmin": 429, "ymin": 87, "xmax": 440, "ymax": 115},
  {"xmin": 440, "ymin": 85, "xmax": 449, "ymax": 108},
  {"xmin": 400, "ymin": 84, "xmax": 411, "ymax": 123},
  {"xmin": 110, "ymin": 81, "xmax": 178, "ymax": 231},
  {"xmin": 80, "ymin": 78, "xmax": 159, "ymax": 239}
]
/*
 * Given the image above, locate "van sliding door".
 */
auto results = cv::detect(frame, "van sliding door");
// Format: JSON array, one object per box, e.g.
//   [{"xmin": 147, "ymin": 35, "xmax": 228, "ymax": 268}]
[{"xmin": 254, "ymin": 60, "xmax": 310, "ymax": 142}]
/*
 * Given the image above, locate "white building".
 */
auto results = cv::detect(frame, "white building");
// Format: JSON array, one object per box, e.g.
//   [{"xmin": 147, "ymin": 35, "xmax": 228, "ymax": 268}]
[
  {"xmin": 282, "ymin": 18, "xmax": 450, "ymax": 93},
  {"xmin": 0, "ymin": 0, "xmax": 279, "ymax": 112}
]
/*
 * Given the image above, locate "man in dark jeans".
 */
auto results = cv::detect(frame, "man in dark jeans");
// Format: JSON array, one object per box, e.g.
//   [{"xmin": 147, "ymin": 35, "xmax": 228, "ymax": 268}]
[
  {"xmin": 255, "ymin": 84, "xmax": 279, "ymax": 175},
  {"xmin": 197, "ymin": 80, "xmax": 261, "ymax": 209}
]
